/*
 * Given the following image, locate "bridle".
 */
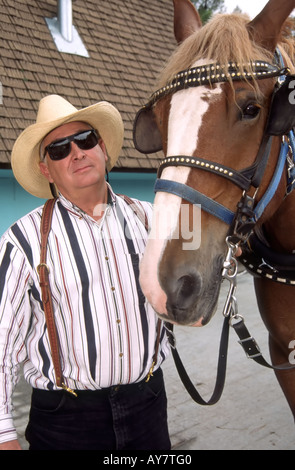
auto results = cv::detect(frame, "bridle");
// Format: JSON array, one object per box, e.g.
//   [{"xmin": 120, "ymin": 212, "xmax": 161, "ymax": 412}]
[
  {"xmin": 151, "ymin": 58, "xmax": 294, "ymax": 241},
  {"xmin": 133, "ymin": 50, "xmax": 295, "ymax": 405},
  {"xmin": 137, "ymin": 53, "xmax": 295, "ymax": 405},
  {"xmin": 142, "ymin": 53, "xmax": 295, "ymax": 277},
  {"xmin": 156, "ymin": 133, "xmax": 294, "ymax": 239}
]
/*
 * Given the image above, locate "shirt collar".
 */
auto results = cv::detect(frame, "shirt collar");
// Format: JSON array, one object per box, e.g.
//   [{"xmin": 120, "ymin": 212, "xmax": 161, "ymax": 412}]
[{"xmin": 57, "ymin": 183, "xmax": 116, "ymax": 219}]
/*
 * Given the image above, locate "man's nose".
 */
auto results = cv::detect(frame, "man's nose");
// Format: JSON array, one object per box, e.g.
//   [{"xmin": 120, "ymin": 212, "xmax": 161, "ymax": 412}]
[{"xmin": 71, "ymin": 142, "xmax": 85, "ymax": 159}]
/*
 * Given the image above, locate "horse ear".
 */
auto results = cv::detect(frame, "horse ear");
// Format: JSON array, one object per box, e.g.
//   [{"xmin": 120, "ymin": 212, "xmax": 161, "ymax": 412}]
[
  {"xmin": 247, "ymin": 0, "xmax": 295, "ymax": 51},
  {"xmin": 173, "ymin": 0, "xmax": 202, "ymax": 45},
  {"xmin": 133, "ymin": 107, "xmax": 163, "ymax": 154}
]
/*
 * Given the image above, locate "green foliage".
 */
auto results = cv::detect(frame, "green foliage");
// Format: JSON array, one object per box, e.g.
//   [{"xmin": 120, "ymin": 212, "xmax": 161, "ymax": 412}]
[{"xmin": 191, "ymin": 0, "xmax": 225, "ymax": 23}]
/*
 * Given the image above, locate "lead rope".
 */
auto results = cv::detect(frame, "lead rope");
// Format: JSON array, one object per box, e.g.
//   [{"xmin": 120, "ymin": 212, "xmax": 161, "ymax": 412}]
[
  {"xmin": 164, "ymin": 318, "xmax": 230, "ymax": 406},
  {"xmin": 164, "ymin": 238, "xmax": 238, "ymax": 406}
]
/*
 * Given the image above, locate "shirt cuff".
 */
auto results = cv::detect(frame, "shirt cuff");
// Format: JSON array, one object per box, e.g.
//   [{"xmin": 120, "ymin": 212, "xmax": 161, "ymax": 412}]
[{"xmin": 0, "ymin": 414, "xmax": 18, "ymax": 444}]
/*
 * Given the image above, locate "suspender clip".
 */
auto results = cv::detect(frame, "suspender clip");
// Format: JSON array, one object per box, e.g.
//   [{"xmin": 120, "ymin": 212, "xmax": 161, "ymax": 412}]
[{"xmin": 145, "ymin": 362, "xmax": 155, "ymax": 382}]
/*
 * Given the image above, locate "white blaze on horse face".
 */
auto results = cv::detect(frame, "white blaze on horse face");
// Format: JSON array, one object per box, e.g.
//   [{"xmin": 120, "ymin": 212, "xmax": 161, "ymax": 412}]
[
  {"xmin": 140, "ymin": 79, "xmax": 223, "ymax": 316},
  {"xmin": 168, "ymin": 81, "xmax": 223, "ymax": 155},
  {"xmin": 160, "ymin": 81, "xmax": 223, "ymax": 240}
]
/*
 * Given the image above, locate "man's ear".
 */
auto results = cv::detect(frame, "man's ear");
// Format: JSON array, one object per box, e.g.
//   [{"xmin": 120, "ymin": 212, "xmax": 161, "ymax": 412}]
[{"xmin": 39, "ymin": 161, "xmax": 54, "ymax": 183}]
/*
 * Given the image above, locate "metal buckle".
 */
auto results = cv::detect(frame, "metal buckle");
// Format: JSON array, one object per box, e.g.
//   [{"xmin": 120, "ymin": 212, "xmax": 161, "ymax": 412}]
[
  {"xmin": 37, "ymin": 263, "xmax": 50, "ymax": 275},
  {"xmin": 222, "ymin": 237, "xmax": 239, "ymax": 318},
  {"xmin": 164, "ymin": 324, "xmax": 177, "ymax": 349},
  {"xmin": 238, "ymin": 335, "xmax": 262, "ymax": 359}
]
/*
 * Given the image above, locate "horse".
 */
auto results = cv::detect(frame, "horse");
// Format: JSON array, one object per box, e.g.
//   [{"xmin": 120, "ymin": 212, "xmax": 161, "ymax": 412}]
[{"xmin": 133, "ymin": 0, "xmax": 295, "ymax": 417}]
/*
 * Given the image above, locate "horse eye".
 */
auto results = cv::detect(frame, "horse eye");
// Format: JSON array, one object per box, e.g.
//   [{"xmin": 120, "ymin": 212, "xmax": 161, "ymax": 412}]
[{"xmin": 241, "ymin": 103, "xmax": 260, "ymax": 120}]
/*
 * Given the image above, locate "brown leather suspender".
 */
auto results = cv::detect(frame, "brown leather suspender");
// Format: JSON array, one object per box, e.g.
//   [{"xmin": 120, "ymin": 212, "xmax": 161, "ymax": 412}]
[
  {"xmin": 37, "ymin": 198, "xmax": 76, "ymax": 396},
  {"xmin": 37, "ymin": 197, "xmax": 161, "ymax": 394}
]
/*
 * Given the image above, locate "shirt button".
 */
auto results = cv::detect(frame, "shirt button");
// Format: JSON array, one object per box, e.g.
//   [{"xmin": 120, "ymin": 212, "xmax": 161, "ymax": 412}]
[
  {"xmin": 105, "ymin": 256, "xmax": 109, "ymax": 261},
  {"xmin": 117, "ymin": 319, "xmax": 121, "ymax": 324},
  {"xmin": 111, "ymin": 286, "xmax": 115, "ymax": 291},
  {"xmin": 119, "ymin": 353, "xmax": 123, "ymax": 357}
]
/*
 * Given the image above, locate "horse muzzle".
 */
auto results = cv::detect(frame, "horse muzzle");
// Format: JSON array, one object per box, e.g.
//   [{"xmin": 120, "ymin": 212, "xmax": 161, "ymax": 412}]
[{"xmin": 157, "ymin": 254, "xmax": 224, "ymax": 326}]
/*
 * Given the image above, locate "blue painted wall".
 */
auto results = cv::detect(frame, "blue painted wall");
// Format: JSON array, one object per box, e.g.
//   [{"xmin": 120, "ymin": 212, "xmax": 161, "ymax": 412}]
[{"xmin": 0, "ymin": 169, "xmax": 157, "ymax": 236}]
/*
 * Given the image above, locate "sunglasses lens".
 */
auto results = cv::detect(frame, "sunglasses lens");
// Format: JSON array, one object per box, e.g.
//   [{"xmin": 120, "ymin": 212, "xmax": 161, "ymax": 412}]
[
  {"xmin": 47, "ymin": 141, "xmax": 71, "ymax": 161},
  {"xmin": 75, "ymin": 130, "xmax": 99, "ymax": 150},
  {"xmin": 45, "ymin": 130, "xmax": 99, "ymax": 161}
]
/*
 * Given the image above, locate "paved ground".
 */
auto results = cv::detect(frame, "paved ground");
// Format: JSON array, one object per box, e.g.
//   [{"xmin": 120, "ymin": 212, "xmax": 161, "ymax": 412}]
[{"xmin": 12, "ymin": 272, "xmax": 295, "ymax": 450}]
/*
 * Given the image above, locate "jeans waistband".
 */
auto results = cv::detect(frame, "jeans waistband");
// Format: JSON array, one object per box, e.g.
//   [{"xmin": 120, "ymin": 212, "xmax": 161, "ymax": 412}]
[{"xmin": 32, "ymin": 367, "xmax": 163, "ymax": 402}]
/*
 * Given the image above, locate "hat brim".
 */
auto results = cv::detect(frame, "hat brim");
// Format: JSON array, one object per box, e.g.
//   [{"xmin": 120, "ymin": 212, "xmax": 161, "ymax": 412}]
[{"xmin": 11, "ymin": 101, "xmax": 124, "ymax": 199}]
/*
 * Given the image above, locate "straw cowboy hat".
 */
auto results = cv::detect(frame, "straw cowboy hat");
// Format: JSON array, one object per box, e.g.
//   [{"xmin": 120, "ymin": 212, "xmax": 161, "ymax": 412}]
[{"xmin": 11, "ymin": 94, "xmax": 124, "ymax": 199}]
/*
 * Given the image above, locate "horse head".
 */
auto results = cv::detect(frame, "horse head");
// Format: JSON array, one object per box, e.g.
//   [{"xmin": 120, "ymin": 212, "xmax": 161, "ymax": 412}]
[{"xmin": 134, "ymin": 0, "xmax": 295, "ymax": 326}]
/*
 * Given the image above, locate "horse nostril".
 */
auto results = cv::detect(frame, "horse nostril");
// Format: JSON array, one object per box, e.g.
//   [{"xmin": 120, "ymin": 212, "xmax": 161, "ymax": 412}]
[
  {"xmin": 178, "ymin": 275, "xmax": 195, "ymax": 297},
  {"xmin": 174, "ymin": 272, "xmax": 202, "ymax": 309}
]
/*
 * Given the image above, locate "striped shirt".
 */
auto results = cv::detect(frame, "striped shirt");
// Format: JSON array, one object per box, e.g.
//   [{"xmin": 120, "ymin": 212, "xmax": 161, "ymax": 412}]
[{"xmin": 0, "ymin": 186, "xmax": 170, "ymax": 444}]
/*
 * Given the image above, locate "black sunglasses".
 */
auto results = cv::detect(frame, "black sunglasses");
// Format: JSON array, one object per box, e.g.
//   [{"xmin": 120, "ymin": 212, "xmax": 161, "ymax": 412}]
[{"xmin": 43, "ymin": 129, "xmax": 99, "ymax": 161}]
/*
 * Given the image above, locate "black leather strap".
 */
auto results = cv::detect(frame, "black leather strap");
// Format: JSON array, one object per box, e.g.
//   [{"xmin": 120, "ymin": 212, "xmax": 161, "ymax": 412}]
[
  {"xmin": 165, "ymin": 313, "xmax": 295, "ymax": 407},
  {"xmin": 165, "ymin": 316, "xmax": 230, "ymax": 406},
  {"xmin": 232, "ymin": 318, "xmax": 295, "ymax": 371}
]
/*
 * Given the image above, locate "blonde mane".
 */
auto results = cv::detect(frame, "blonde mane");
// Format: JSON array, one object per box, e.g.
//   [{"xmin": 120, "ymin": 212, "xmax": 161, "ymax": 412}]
[{"xmin": 157, "ymin": 13, "xmax": 295, "ymax": 88}]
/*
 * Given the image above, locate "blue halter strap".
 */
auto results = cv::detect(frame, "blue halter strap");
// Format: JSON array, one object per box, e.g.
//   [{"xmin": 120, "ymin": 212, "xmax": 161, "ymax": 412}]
[
  {"xmin": 154, "ymin": 129, "xmax": 295, "ymax": 229},
  {"xmin": 154, "ymin": 178, "xmax": 235, "ymax": 225}
]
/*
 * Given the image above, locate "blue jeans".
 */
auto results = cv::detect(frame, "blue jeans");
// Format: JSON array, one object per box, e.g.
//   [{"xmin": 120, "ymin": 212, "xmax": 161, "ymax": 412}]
[{"xmin": 25, "ymin": 368, "xmax": 171, "ymax": 450}]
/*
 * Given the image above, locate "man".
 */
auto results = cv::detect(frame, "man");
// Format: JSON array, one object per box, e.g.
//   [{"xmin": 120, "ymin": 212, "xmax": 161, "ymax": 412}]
[{"xmin": 0, "ymin": 95, "xmax": 171, "ymax": 450}]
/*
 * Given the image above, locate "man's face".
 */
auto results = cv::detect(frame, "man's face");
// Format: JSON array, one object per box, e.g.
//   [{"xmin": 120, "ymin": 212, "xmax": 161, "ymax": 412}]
[{"xmin": 39, "ymin": 121, "xmax": 108, "ymax": 198}]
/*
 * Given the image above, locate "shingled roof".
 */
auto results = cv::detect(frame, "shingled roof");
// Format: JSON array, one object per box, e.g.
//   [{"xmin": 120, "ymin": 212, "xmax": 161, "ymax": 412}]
[{"xmin": 0, "ymin": 0, "xmax": 177, "ymax": 170}]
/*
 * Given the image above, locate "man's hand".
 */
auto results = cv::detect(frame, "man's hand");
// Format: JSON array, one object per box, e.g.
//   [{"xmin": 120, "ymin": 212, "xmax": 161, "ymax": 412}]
[{"xmin": 0, "ymin": 439, "xmax": 22, "ymax": 450}]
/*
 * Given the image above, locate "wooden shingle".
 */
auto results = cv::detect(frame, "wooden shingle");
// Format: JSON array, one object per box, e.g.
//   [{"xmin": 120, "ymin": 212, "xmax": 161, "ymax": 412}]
[{"xmin": 0, "ymin": 0, "xmax": 177, "ymax": 169}]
